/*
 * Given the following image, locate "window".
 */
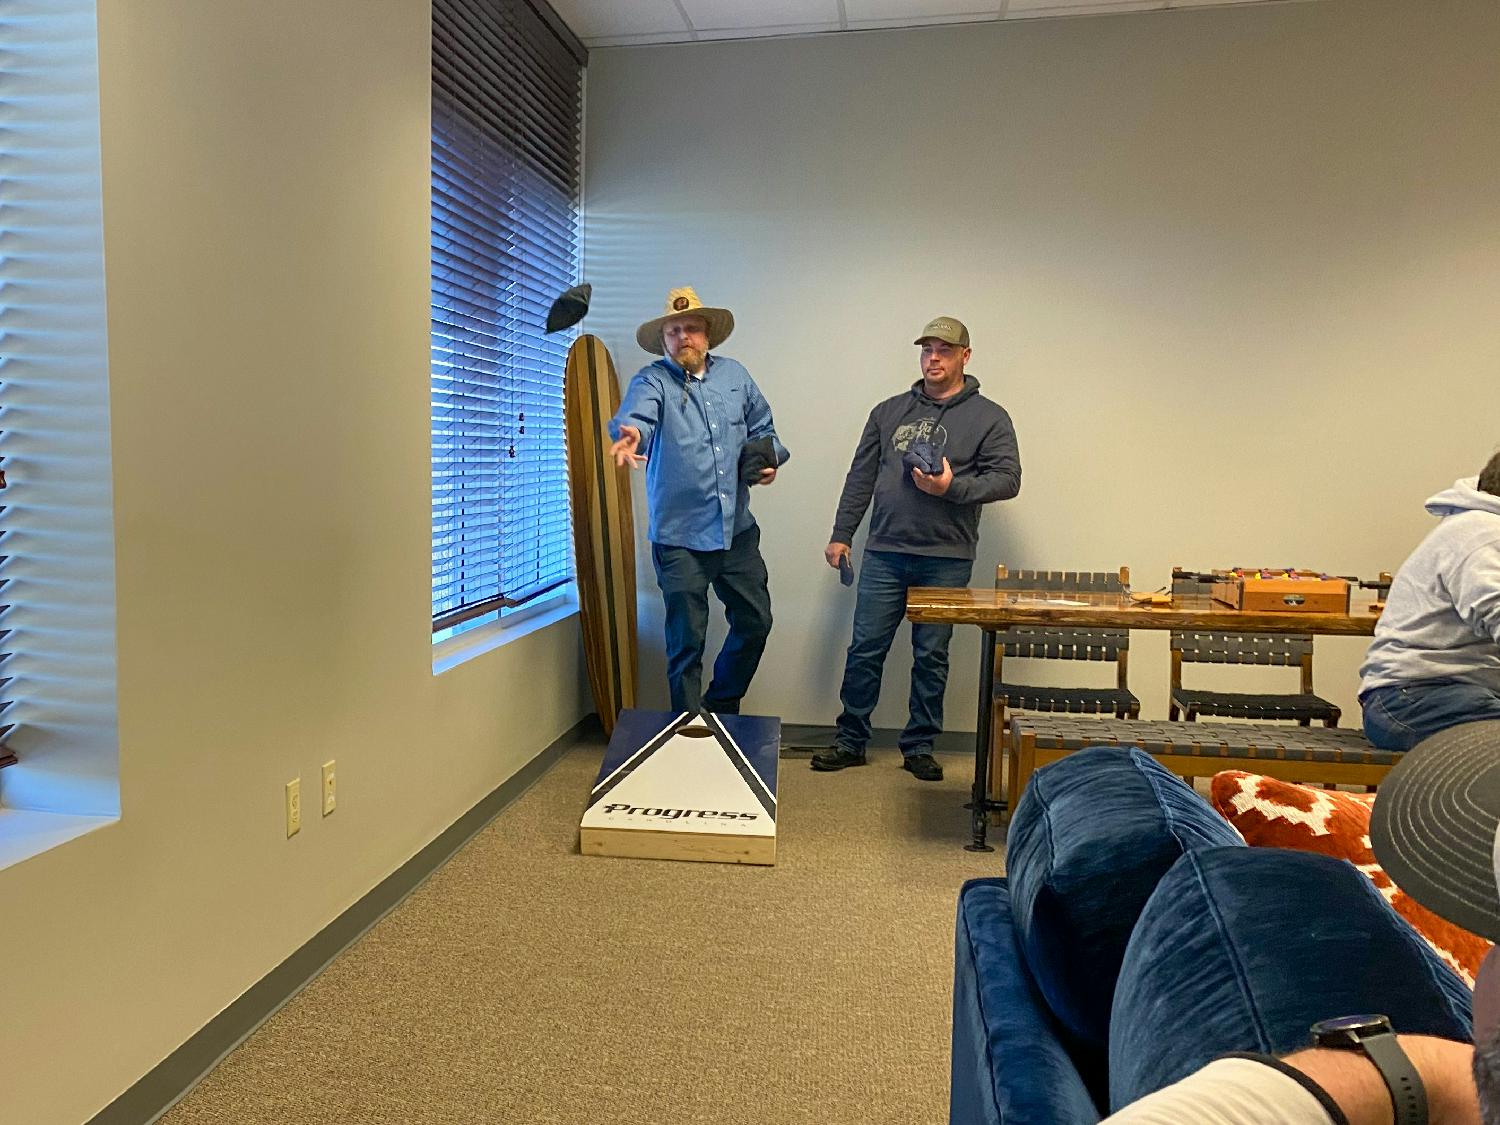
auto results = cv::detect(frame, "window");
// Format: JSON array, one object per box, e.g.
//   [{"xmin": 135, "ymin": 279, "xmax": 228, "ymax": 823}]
[
  {"xmin": 1, "ymin": 25, "xmax": 13, "ymax": 770},
  {"xmin": 1, "ymin": 330, "xmax": 10, "ymax": 769},
  {"xmin": 430, "ymin": 0, "xmax": 586, "ymax": 636},
  {"xmin": 1, "ymin": 0, "xmax": 121, "ymax": 859},
  {"xmin": 1, "ymin": 421, "xmax": 10, "ymax": 770}
]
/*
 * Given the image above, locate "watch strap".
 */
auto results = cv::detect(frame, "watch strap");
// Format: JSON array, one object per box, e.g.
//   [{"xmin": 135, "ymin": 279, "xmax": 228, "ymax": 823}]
[{"xmin": 1360, "ymin": 1031, "xmax": 1427, "ymax": 1125}]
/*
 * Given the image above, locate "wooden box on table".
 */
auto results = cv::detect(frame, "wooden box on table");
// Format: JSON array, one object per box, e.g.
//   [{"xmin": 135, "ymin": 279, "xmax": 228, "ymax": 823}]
[{"xmin": 1210, "ymin": 570, "xmax": 1350, "ymax": 614}]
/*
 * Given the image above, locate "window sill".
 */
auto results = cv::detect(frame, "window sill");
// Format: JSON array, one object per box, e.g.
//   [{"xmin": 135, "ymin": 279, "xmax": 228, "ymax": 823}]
[
  {"xmin": 0, "ymin": 808, "xmax": 117, "ymax": 872},
  {"xmin": 431, "ymin": 590, "xmax": 580, "ymax": 675}
]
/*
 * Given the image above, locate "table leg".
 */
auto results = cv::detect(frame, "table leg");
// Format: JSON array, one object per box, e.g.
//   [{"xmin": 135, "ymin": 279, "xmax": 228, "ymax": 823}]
[{"xmin": 967, "ymin": 627, "xmax": 997, "ymax": 852}]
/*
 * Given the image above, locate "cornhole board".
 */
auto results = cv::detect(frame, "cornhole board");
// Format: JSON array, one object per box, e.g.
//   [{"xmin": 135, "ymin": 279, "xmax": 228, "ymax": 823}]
[
  {"xmin": 564, "ymin": 334, "xmax": 638, "ymax": 737},
  {"xmin": 580, "ymin": 709, "xmax": 780, "ymax": 865}
]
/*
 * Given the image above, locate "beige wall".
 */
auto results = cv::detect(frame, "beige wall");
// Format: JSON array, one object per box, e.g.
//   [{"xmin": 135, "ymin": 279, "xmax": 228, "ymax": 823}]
[
  {"xmin": 6, "ymin": 0, "xmax": 1500, "ymax": 1118},
  {"xmin": 583, "ymin": 0, "xmax": 1500, "ymax": 731},
  {"xmin": 0, "ymin": 2, "xmax": 587, "ymax": 1121}
]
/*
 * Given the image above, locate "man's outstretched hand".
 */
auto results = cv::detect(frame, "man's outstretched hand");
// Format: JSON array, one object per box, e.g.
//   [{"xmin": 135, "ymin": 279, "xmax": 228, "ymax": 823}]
[{"xmin": 610, "ymin": 425, "xmax": 647, "ymax": 469}]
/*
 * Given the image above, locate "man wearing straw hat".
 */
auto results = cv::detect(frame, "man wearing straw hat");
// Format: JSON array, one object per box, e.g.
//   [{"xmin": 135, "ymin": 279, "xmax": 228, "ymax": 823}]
[{"xmin": 609, "ymin": 287, "xmax": 789, "ymax": 717}]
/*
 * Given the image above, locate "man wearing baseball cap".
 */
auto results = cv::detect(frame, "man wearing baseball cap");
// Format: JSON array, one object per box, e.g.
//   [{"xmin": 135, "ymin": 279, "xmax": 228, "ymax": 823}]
[
  {"xmin": 814, "ymin": 316, "xmax": 1020, "ymax": 782},
  {"xmin": 609, "ymin": 286, "xmax": 788, "ymax": 716}
]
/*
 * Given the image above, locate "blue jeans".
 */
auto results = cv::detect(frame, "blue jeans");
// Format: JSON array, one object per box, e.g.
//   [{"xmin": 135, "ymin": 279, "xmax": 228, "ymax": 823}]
[
  {"xmin": 1360, "ymin": 679, "xmax": 1500, "ymax": 751},
  {"xmin": 652, "ymin": 524, "xmax": 772, "ymax": 715},
  {"xmin": 835, "ymin": 549, "xmax": 974, "ymax": 759}
]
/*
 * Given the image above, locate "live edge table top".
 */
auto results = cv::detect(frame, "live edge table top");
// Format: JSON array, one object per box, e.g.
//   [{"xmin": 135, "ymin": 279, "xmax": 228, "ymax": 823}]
[{"xmin": 903, "ymin": 588, "xmax": 1379, "ymax": 636}]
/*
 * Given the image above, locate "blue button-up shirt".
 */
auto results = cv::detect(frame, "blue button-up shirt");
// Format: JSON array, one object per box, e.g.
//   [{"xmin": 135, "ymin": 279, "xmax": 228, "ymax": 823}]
[{"xmin": 609, "ymin": 354, "xmax": 788, "ymax": 551}]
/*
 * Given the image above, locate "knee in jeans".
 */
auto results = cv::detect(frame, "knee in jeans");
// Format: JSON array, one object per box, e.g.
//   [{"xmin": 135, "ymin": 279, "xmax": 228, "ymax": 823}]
[
  {"xmin": 662, "ymin": 589, "xmax": 709, "ymax": 619},
  {"xmin": 743, "ymin": 607, "xmax": 772, "ymax": 642},
  {"xmin": 913, "ymin": 630, "xmax": 954, "ymax": 661}
]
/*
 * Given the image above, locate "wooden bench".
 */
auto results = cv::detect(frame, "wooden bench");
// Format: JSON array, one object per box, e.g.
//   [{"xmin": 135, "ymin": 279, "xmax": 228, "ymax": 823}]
[{"xmin": 1008, "ymin": 715, "xmax": 1399, "ymax": 805}]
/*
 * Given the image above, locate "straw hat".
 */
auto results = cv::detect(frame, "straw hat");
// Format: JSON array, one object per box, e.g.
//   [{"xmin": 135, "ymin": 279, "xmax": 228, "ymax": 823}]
[{"xmin": 635, "ymin": 286, "xmax": 735, "ymax": 354}]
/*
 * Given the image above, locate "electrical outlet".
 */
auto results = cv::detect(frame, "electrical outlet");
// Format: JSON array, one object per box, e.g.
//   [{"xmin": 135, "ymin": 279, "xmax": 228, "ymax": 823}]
[
  {"xmin": 321, "ymin": 760, "xmax": 336, "ymax": 816},
  {"xmin": 286, "ymin": 778, "xmax": 301, "ymax": 837}
]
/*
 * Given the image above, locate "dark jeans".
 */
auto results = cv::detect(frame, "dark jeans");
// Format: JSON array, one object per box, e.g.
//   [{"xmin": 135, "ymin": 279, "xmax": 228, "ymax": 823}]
[
  {"xmin": 835, "ymin": 549, "xmax": 974, "ymax": 759},
  {"xmin": 651, "ymin": 524, "xmax": 772, "ymax": 715},
  {"xmin": 1361, "ymin": 678, "xmax": 1500, "ymax": 751}
]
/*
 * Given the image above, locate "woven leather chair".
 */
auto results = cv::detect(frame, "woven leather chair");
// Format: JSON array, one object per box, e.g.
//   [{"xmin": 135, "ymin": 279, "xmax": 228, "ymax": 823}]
[
  {"xmin": 1009, "ymin": 714, "xmax": 1393, "ymax": 801},
  {"xmin": 992, "ymin": 565, "xmax": 1141, "ymax": 806},
  {"xmin": 1168, "ymin": 570, "xmax": 1341, "ymax": 728}
]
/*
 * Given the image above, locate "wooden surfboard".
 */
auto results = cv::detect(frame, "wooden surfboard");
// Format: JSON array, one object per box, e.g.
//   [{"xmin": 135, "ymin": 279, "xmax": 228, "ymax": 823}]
[{"xmin": 564, "ymin": 334, "xmax": 638, "ymax": 737}]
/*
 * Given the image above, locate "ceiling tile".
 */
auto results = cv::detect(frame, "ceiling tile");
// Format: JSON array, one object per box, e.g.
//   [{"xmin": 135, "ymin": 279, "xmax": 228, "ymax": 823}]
[
  {"xmin": 679, "ymin": 0, "xmax": 842, "ymax": 30},
  {"xmin": 846, "ymin": 0, "xmax": 999, "ymax": 18},
  {"xmin": 847, "ymin": 11, "xmax": 999, "ymax": 29},
  {"xmin": 699, "ymin": 22, "xmax": 845, "ymax": 39},
  {"xmin": 546, "ymin": 0, "xmax": 690, "ymax": 39},
  {"xmin": 567, "ymin": 0, "xmax": 1323, "ymax": 45},
  {"xmin": 584, "ymin": 31, "xmax": 701, "ymax": 46},
  {"xmin": 1005, "ymin": 0, "xmax": 1165, "ymax": 13}
]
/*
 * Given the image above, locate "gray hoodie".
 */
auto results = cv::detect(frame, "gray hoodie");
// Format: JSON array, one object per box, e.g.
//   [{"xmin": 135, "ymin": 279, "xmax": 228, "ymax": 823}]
[
  {"xmin": 830, "ymin": 375, "xmax": 1020, "ymax": 560},
  {"xmin": 1359, "ymin": 477, "xmax": 1500, "ymax": 696}
]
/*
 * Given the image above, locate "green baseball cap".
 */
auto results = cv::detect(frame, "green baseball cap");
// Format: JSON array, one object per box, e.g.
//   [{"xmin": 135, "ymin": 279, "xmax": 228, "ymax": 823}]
[{"xmin": 913, "ymin": 316, "xmax": 970, "ymax": 348}]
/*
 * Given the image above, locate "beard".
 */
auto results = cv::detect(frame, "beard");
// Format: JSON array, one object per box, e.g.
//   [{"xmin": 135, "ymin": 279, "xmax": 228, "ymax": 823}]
[{"xmin": 672, "ymin": 344, "xmax": 706, "ymax": 372}]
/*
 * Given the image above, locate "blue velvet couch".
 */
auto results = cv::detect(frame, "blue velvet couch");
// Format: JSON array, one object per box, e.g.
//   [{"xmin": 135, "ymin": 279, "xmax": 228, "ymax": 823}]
[{"xmin": 950, "ymin": 747, "xmax": 1474, "ymax": 1125}]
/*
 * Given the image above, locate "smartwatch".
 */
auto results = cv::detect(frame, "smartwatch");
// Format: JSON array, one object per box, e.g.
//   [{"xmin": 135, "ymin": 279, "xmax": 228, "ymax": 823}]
[{"xmin": 1310, "ymin": 1014, "xmax": 1427, "ymax": 1125}]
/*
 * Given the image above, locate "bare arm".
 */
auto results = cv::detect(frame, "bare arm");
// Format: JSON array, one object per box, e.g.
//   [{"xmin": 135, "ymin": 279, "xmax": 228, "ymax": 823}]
[
  {"xmin": 1287, "ymin": 1037, "xmax": 1478, "ymax": 1125},
  {"xmin": 1101, "ymin": 1038, "xmax": 1478, "ymax": 1125}
]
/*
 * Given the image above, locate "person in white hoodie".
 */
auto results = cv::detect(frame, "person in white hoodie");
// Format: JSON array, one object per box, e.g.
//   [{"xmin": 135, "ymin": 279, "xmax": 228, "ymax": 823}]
[{"xmin": 1358, "ymin": 451, "xmax": 1500, "ymax": 751}]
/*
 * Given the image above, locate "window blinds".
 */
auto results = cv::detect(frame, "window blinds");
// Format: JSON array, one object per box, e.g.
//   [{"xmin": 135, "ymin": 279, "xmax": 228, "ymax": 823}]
[{"xmin": 431, "ymin": 0, "xmax": 585, "ymax": 632}]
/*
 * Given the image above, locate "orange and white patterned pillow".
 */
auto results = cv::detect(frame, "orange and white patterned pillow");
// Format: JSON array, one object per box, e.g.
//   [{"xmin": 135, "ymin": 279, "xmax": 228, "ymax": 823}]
[{"xmin": 1209, "ymin": 770, "xmax": 1491, "ymax": 986}]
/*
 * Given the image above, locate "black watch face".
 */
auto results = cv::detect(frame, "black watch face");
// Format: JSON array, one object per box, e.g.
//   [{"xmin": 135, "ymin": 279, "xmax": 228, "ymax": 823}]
[{"xmin": 1312, "ymin": 1014, "xmax": 1393, "ymax": 1045}]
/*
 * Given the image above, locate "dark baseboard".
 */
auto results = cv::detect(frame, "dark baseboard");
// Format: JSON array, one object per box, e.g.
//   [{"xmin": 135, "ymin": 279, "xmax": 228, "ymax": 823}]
[
  {"xmin": 778, "ymin": 723, "xmax": 973, "ymax": 756},
  {"xmin": 88, "ymin": 715, "xmax": 601, "ymax": 1125}
]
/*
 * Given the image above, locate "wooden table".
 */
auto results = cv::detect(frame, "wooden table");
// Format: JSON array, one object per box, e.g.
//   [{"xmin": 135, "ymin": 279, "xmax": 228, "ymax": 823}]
[{"xmin": 904, "ymin": 588, "xmax": 1380, "ymax": 851}]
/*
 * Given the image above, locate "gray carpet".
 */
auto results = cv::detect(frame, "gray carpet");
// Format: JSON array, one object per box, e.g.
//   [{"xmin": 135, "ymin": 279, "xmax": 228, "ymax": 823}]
[{"xmin": 162, "ymin": 742, "xmax": 1007, "ymax": 1125}]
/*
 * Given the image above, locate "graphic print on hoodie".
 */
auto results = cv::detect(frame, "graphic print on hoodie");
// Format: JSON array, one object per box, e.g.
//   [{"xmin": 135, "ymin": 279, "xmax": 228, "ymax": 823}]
[
  {"xmin": 1359, "ymin": 476, "xmax": 1500, "ymax": 696},
  {"xmin": 893, "ymin": 418, "xmax": 948, "ymax": 453}
]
